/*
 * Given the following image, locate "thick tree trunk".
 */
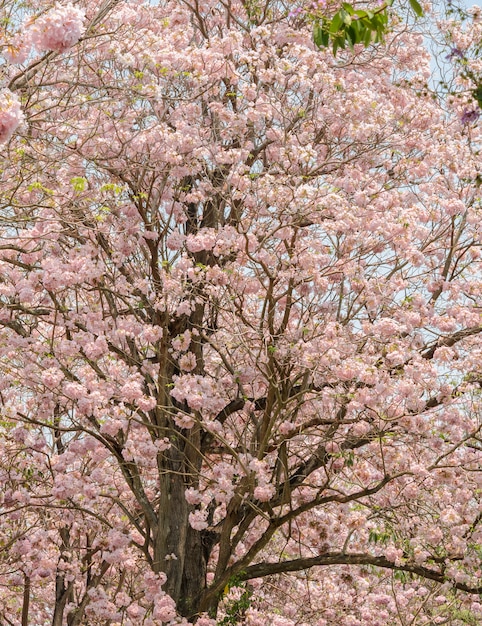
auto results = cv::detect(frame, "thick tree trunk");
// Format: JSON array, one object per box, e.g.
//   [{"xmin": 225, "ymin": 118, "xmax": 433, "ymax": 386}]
[
  {"xmin": 177, "ymin": 525, "xmax": 209, "ymax": 619},
  {"xmin": 154, "ymin": 442, "xmax": 210, "ymax": 620},
  {"xmin": 151, "ymin": 304, "xmax": 214, "ymax": 619},
  {"xmin": 155, "ymin": 457, "xmax": 190, "ymax": 595},
  {"xmin": 154, "ymin": 471, "xmax": 213, "ymax": 619}
]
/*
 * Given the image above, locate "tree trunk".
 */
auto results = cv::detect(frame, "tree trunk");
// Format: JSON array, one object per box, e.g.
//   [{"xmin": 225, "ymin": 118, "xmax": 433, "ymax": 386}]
[
  {"xmin": 152, "ymin": 414, "xmax": 215, "ymax": 620},
  {"xmin": 177, "ymin": 525, "xmax": 210, "ymax": 619},
  {"xmin": 155, "ymin": 456, "xmax": 189, "ymax": 592},
  {"xmin": 52, "ymin": 575, "xmax": 71, "ymax": 626},
  {"xmin": 21, "ymin": 574, "xmax": 30, "ymax": 626}
]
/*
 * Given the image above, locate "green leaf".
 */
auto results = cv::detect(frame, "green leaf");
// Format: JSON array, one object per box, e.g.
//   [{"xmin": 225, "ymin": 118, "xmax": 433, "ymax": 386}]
[
  {"xmin": 340, "ymin": 9, "xmax": 352, "ymax": 26},
  {"xmin": 329, "ymin": 11, "xmax": 343, "ymax": 34},
  {"xmin": 313, "ymin": 22, "xmax": 322, "ymax": 46},
  {"xmin": 341, "ymin": 3, "xmax": 354, "ymax": 14},
  {"xmin": 363, "ymin": 26, "xmax": 374, "ymax": 46},
  {"xmin": 346, "ymin": 22, "xmax": 361, "ymax": 47},
  {"xmin": 313, "ymin": 22, "xmax": 329, "ymax": 48},
  {"xmin": 377, "ymin": 11, "xmax": 388, "ymax": 26},
  {"xmin": 71, "ymin": 176, "xmax": 87, "ymax": 192},
  {"xmin": 311, "ymin": 0, "xmax": 411, "ymax": 54},
  {"xmin": 409, "ymin": 0, "xmax": 424, "ymax": 18}
]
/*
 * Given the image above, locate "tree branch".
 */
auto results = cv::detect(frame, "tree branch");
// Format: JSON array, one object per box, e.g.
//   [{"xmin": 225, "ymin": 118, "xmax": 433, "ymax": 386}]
[
  {"xmin": 421, "ymin": 326, "xmax": 482, "ymax": 360},
  {"xmin": 238, "ymin": 552, "xmax": 482, "ymax": 594}
]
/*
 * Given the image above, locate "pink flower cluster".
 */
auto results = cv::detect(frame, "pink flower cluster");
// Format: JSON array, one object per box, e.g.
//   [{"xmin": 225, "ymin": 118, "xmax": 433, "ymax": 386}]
[
  {"xmin": 0, "ymin": 90, "xmax": 24, "ymax": 144},
  {"xmin": 31, "ymin": 2, "xmax": 85, "ymax": 53},
  {"xmin": 5, "ymin": 3, "xmax": 86, "ymax": 64}
]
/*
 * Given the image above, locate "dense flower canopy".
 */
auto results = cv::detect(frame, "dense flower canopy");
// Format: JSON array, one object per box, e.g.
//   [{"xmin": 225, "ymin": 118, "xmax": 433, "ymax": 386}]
[{"xmin": 0, "ymin": 1, "xmax": 482, "ymax": 625}]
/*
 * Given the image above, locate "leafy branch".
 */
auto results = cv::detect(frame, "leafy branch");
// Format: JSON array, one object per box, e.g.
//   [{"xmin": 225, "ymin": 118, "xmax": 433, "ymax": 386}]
[{"xmin": 310, "ymin": 0, "xmax": 424, "ymax": 55}]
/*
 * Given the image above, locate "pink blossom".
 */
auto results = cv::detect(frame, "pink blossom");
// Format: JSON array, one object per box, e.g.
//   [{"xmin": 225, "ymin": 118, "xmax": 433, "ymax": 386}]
[
  {"xmin": 126, "ymin": 603, "xmax": 146, "ymax": 619},
  {"xmin": 325, "ymin": 441, "xmax": 340, "ymax": 454},
  {"xmin": 0, "ymin": 90, "xmax": 24, "ymax": 144},
  {"xmin": 136, "ymin": 395, "xmax": 157, "ymax": 411},
  {"xmin": 5, "ymin": 35, "xmax": 32, "ymax": 64},
  {"xmin": 440, "ymin": 507, "xmax": 462, "ymax": 526},
  {"xmin": 155, "ymin": 437, "xmax": 171, "ymax": 451},
  {"xmin": 142, "ymin": 325, "xmax": 164, "ymax": 342},
  {"xmin": 63, "ymin": 381, "xmax": 86, "ymax": 400},
  {"xmin": 196, "ymin": 618, "xmax": 216, "ymax": 626},
  {"xmin": 329, "ymin": 457, "xmax": 345, "ymax": 472},
  {"xmin": 100, "ymin": 418, "xmax": 125, "ymax": 437},
  {"xmin": 120, "ymin": 379, "xmax": 143, "ymax": 402},
  {"xmin": 383, "ymin": 547, "xmax": 403, "ymax": 565},
  {"xmin": 30, "ymin": 2, "xmax": 86, "ymax": 53},
  {"xmin": 254, "ymin": 484, "xmax": 275, "ymax": 502},
  {"xmin": 166, "ymin": 231, "xmax": 186, "ymax": 250},
  {"xmin": 186, "ymin": 230, "xmax": 217, "ymax": 252},
  {"xmin": 279, "ymin": 420, "xmax": 294, "ymax": 435},
  {"xmin": 41, "ymin": 367, "xmax": 65, "ymax": 388},
  {"xmin": 172, "ymin": 330, "xmax": 191, "ymax": 351},
  {"xmin": 153, "ymin": 595, "xmax": 177, "ymax": 622},
  {"xmin": 185, "ymin": 488, "xmax": 203, "ymax": 505},
  {"xmin": 179, "ymin": 351, "xmax": 197, "ymax": 371},
  {"xmin": 189, "ymin": 509, "xmax": 209, "ymax": 530},
  {"xmin": 173, "ymin": 411, "xmax": 196, "ymax": 429},
  {"xmin": 176, "ymin": 300, "xmax": 193, "ymax": 316}
]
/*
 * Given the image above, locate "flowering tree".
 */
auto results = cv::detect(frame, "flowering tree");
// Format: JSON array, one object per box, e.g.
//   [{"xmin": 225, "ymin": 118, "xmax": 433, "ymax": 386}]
[{"xmin": 0, "ymin": 1, "xmax": 482, "ymax": 625}]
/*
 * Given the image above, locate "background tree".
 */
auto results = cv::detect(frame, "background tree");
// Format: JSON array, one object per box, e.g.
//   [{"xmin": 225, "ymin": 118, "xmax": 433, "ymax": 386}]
[
  {"xmin": 436, "ymin": 0, "xmax": 482, "ymax": 124},
  {"xmin": 0, "ymin": 1, "xmax": 482, "ymax": 625}
]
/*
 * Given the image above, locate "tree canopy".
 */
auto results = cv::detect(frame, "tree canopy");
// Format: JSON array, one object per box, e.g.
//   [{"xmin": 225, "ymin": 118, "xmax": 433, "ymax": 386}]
[{"xmin": 0, "ymin": 1, "xmax": 482, "ymax": 625}]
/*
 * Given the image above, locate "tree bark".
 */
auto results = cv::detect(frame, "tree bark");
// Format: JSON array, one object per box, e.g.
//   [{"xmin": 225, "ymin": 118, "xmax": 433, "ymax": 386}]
[
  {"xmin": 177, "ymin": 525, "xmax": 210, "ymax": 619},
  {"xmin": 155, "ymin": 453, "xmax": 190, "ymax": 598},
  {"xmin": 21, "ymin": 574, "xmax": 30, "ymax": 626}
]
